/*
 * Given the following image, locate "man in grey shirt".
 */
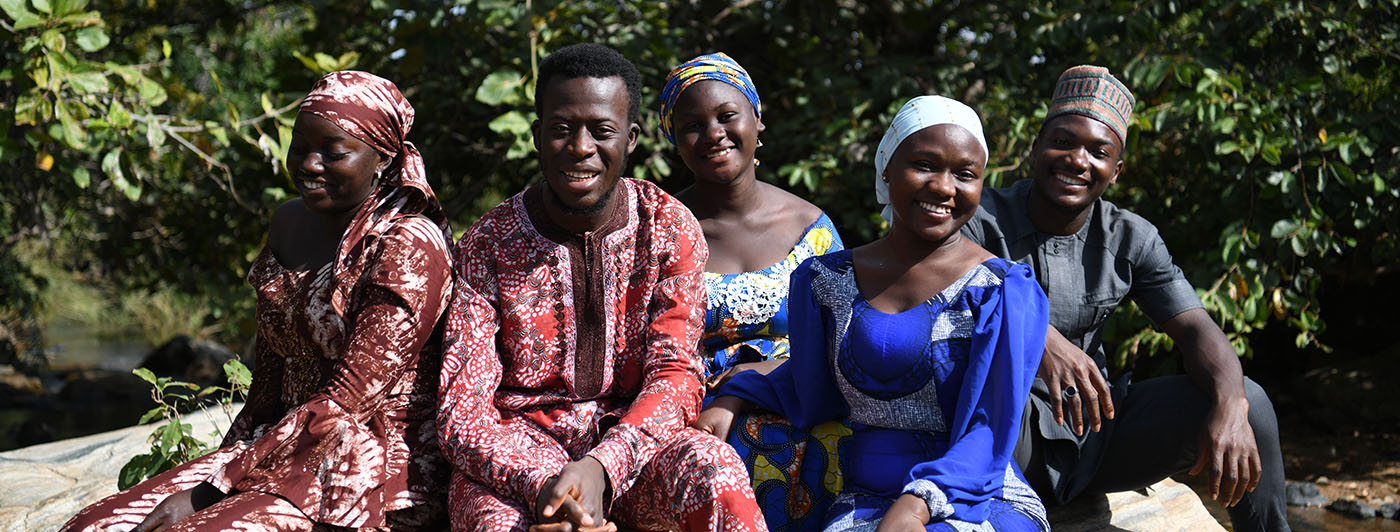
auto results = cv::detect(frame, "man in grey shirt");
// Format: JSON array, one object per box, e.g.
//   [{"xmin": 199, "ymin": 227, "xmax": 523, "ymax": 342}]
[{"xmin": 962, "ymin": 65, "xmax": 1288, "ymax": 531}]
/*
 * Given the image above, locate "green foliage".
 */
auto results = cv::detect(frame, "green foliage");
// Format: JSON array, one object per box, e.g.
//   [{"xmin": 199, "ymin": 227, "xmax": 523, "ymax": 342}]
[
  {"xmin": 118, "ymin": 358, "xmax": 249, "ymax": 490},
  {"xmin": 2, "ymin": 1, "xmax": 1398, "ymax": 373}
]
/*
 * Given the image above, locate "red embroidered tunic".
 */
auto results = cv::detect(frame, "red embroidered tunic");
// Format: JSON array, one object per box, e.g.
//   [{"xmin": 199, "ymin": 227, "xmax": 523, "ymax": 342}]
[
  {"xmin": 438, "ymin": 178, "xmax": 709, "ymax": 508},
  {"xmin": 210, "ymin": 215, "xmax": 452, "ymax": 527}
]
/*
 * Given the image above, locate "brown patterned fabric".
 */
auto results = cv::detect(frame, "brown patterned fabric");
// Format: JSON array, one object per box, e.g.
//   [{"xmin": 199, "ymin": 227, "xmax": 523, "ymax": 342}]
[
  {"xmin": 62, "ymin": 71, "xmax": 452, "ymax": 531},
  {"xmin": 299, "ymin": 70, "xmax": 450, "ymax": 318}
]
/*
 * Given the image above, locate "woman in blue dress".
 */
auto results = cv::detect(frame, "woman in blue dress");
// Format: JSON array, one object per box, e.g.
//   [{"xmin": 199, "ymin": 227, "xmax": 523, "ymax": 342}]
[
  {"xmin": 698, "ymin": 95, "xmax": 1051, "ymax": 532},
  {"xmin": 660, "ymin": 53, "xmax": 849, "ymax": 531}
]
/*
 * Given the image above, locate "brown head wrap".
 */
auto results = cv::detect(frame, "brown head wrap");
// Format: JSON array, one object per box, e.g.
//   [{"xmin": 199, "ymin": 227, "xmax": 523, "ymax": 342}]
[{"xmin": 299, "ymin": 70, "xmax": 450, "ymax": 316}]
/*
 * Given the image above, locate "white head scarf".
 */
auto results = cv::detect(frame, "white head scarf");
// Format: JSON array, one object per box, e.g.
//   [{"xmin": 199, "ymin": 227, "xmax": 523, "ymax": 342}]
[{"xmin": 874, "ymin": 95, "xmax": 988, "ymax": 222}]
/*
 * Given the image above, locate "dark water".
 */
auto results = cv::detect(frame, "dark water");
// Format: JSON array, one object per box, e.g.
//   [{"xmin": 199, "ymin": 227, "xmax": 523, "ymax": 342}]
[
  {"xmin": 0, "ymin": 325, "xmax": 153, "ymax": 451},
  {"xmin": 1186, "ymin": 480, "xmax": 1400, "ymax": 531},
  {"xmin": 1289, "ymin": 507, "xmax": 1400, "ymax": 531}
]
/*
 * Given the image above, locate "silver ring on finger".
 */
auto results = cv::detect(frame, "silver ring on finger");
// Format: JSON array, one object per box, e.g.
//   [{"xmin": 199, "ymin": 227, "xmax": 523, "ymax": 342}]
[{"xmin": 1063, "ymin": 384, "xmax": 1078, "ymax": 399}]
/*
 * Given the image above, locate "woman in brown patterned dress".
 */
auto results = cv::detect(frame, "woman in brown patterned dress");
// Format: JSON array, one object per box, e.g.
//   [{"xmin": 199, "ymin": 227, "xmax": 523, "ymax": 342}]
[{"xmin": 61, "ymin": 71, "xmax": 452, "ymax": 531}]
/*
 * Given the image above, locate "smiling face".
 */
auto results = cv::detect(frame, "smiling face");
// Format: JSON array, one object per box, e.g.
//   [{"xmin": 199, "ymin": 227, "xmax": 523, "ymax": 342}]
[
  {"xmin": 532, "ymin": 75, "xmax": 640, "ymax": 219},
  {"xmin": 1030, "ymin": 113, "xmax": 1124, "ymax": 213},
  {"xmin": 884, "ymin": 124, "xmax": 987, "ymax": 244},
  {"xmin": 671, "ymin": 80, "xmax": 764, "ymax": 186},
  {"xmin": 287, "ymin": 113, "xmax": 387, "ymax": 217}
]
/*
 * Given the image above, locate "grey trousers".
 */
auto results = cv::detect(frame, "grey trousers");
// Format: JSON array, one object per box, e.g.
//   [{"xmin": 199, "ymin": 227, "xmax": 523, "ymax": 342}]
[{"xmin": 1014, "ymin": 375, "xmax": 1290, "ymax": 532}]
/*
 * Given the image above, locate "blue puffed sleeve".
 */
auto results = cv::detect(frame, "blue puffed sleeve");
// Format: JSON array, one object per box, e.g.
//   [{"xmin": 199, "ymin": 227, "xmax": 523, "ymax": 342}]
[
  {"xmin": 901, "ymin": 261, "xmax": 1048, "ymax": 523},
  {"xmin": 716, "ymin": 257, "xmax": 849, "ymax": 428}
]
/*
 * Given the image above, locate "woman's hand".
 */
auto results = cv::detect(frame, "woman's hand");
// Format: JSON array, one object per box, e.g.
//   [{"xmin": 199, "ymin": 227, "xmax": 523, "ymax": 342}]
[
  {"xmin": 705, "ymin": 359, "xmax": 784, "ymax": 391},
  {"xmin": 873, "ymin": 493, "xmax": 932, "ymax": 532},
  {"xmin": 694, "ymin": 395, "xmax": 747, "ymax": 441},
  {"xmin": 133, "ymin": 489, "xmax": 196, "ymax": 532},
  {"xmin": 133, "ymin": 482, "xmax": 225, "ymax": 532}
]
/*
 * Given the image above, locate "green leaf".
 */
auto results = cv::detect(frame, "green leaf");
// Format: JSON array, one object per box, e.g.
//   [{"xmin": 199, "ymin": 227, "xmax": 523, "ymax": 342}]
[
  {"xmin": 1270, "ymin": 219, "xmax": 1300, "ymax": 239},
  {"xmin": 137, "ymin": 76, "xmax": 167, "ymax": 106},
  {"xmin": 475, "ymin": 69, "xmax": 525, "ymax": 105},
  {"xmin": 66, "ymin": 70, "xmax": 108, "ymax": 93},
  {"xmin": 73, "ymin": 26, "xmax": 108, "ymax": 52},
  {"xmin": 158, "ymin": 422, "xmax": 184, "ymax": 450},
  {"xmin": 1260, "ymin": 145, "xmax": 1281, "ymax": 165},
  {"xmin": 145, "ymin": 120, "xmax": 166, "ymax": 147},
  {"xmin": 1214, "ymin": 116, "xmax": 1236, "ymax": 134},
  {"xmin": 118, "ymin": 453, "xmax": 152, "ymax": 490},
  {"xmin": 51, "ymin": 0, "xmax": 87, "ymax": 16},
  {"xmin": 31, "ymin": 0, "xmax": 50, "ymax": 14},
  {"xmin": 1217, "ymin": 140, "xmax": 1240, "ymax": 155},
  {"xmin": 1290, "ymin": 236, "xmax": 1308, "ymax": 257},
  {"xmin": 0, "ymin": 0, "xmax": 34, "ymax": 21},
  {"xmin": 54, "ymin": 100, "xmax": 86, "ymax": 148},
  {"xmin": 108, "ymin": 100, "xmax": 131, "ymax": 127},
  {"xmin": 12, "ymin": 12, "xmax": 43, "ymax": 30},
  {"xmin": 487, "ymin": 110, "xmax": 530, "ymax": 135},
  {"xmin": 337, "ymin": 51, "xmax": 360, "ymax": 69},
  {"xmin": 41, "ymin": 29, "xmax": 66, "ymax": 54},
  {"xmin": 260, "ymin": 92, "xmax": 274, "ymax": 115},
  {"xmin": 71, "ymin": 165, "xmax": 89, "ymax": 188},
  {"xmin": 1331, "ymin": 163, "xmax": 1355, "ymax": 183},
  {"xmin": 161, "ymin": 39, "xmax": 170, "ymax": 60},
  {"xmin": 131, "ymin": 366, "xmax": 157, "ymax": 385},
  {"xmin": 138, "ymin": 406, "xmax": 165, "ymax": 424},
  {"xmin": 223, "ymin": 359, "xmax": 251, "ymax": 389},
  {"xmin": 314, "ymin": 52, "xmax": 339, "ymax": 72},
  {"xmin": 291, "ymin": 51, "xmax": 321, "ymax": 72}
]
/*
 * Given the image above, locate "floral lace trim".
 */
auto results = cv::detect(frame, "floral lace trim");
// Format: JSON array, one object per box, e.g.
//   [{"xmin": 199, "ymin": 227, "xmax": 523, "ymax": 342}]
[{"xmin": 705, "ymin": 225, "xmax": 834, "ymax": 325}]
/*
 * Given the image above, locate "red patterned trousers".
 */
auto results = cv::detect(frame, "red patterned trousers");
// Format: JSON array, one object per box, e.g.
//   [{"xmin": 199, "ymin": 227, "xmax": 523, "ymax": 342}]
[
  {"xmin": 60, "ymin": 446, "xmax": 441, "ymax": 531},
  {"xmin": 450, "ymin": 427, "xmax": 765, "ymax": 532}
]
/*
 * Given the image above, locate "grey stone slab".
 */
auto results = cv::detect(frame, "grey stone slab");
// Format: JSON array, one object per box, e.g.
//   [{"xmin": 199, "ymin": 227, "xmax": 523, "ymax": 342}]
[{"xmin": 0, "ymin": 404, "xmax": 240, "ymax": 532}]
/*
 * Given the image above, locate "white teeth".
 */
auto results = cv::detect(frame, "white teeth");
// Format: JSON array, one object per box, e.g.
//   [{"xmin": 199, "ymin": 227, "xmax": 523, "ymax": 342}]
[
  {"xmin": 708, "ymin": 147, "xmax": 732, "ymax": 158},
  {"xmin": 1055, "ymin": 174, "xmax": 1088, "ymax": 186},
  {"xmin": 301, "ymin": 180, "xmax": 324, "ymax": 190},
  {"xmin": 918, "ymin": 201, "xmax": 951, "ymax": 214},
  {"xmin": 563, "ymin": 171, "xmax": 599, "ymax": 180}
]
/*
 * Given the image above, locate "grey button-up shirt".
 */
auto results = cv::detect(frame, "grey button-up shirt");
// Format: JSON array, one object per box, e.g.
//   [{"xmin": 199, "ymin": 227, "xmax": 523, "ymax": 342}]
[{"xmin": 962, "ymin": 179, "xmax": 1203, "ymax": 369}]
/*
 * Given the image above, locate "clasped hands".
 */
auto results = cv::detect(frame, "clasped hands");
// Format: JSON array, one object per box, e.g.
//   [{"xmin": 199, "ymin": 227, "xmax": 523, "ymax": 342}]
[{"xmin": 531, "ymin": 456, "xmax": 617, "ymax": 532}]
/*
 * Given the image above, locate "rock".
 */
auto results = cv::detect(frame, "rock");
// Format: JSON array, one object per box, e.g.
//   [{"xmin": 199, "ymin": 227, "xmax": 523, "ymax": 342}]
[
  {"xmin": 1380, "ymin": 502, "xmax": 1400, "ymax": 519},
  {"xmin": 55, "ymin": 370, "xmax": 148, "ymax": 405},
  {"xmin": 1047, "ymin": 478, "xmax": 1225, "ymax": 531},
  {"xmin": 0, "ymin": 404, "xmax": 241, "ymax": 532},
  {"xmin": 1327, "ymin": 498, "xmax": 1378, "ymax": 519},
  {"xmin": 139, "ymin": 335, "xmax": 238, "ymax": 386},
  {"xmin": 1285, "ymin": 480, "xmax": 1329, "ymax": 507}
]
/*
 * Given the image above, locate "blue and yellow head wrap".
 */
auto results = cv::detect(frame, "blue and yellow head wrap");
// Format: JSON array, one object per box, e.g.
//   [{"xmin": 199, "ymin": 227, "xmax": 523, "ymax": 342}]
[{"xmin": 659, "ymin": 52, "xmax": 763, "ymax": 145}]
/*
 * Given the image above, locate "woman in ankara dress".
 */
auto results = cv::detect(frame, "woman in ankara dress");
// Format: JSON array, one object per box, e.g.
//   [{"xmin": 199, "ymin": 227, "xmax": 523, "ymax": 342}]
[
  {"xmin": 699, "ymin": 96, "xmax": 1051, "ymax": 531},
  {"xmin": 659, "ymin": 52, "xmax": 848, "ymax": 531},
  {"xmin": 62, "ymin": 71, "xmax": 452, "ymax": 532}
]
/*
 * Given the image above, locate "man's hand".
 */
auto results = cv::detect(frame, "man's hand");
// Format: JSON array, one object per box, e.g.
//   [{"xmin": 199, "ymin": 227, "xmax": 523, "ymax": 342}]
[
  {"xmin": 705, "ymin": 359, "xmax": 783, "ymax": 391},
  {"xmin": 1189, "ymin": 397, "xmax": 1261, "ymax": 507},
  {"xmin": 694, "ymin": 395, "xmax": 746, "ymax": 442},
  {"xmin": 1161, "ymin": 308, "xmax": 1260, "ymax": 508},
  {"xmin": 531, "ymin": 457, "xmax": 616, "ymax": 532},
  {"xmin": 873, "ymin": 494, "xmax": 932, "ymax": 532},
  {"xmin": 1039, "ymin": 325, "xmax": 1114, "ymax": 435}
]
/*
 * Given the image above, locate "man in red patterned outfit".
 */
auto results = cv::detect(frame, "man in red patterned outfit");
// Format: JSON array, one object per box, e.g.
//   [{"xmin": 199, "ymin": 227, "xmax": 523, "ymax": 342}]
[{"xmin": 437, "ymin": 43, "xmax": 766, "ymax": 532}]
